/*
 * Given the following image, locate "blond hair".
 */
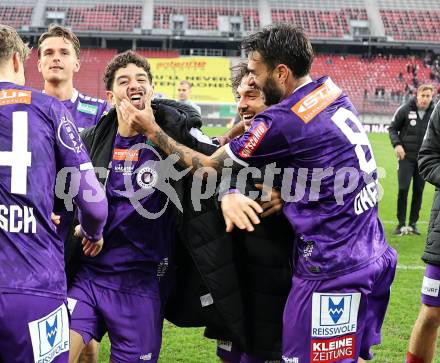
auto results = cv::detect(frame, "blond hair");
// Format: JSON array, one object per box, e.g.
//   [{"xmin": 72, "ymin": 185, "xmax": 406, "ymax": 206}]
[
  {"xmin": 38, "ymin": 24, "xmax": 80, "ymax": 59},
  {"xmin": 0, "ymin": 25, "xmax": 30, "ymax": 65},
  {"xmin": 417, "ymin": 84, "xmax": 434, "ymax": 94}
]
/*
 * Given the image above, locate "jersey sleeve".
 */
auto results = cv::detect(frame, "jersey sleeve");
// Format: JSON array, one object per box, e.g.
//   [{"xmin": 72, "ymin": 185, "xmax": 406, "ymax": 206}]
[
  {"xmin": 224, "ymin": 112, "xmax": 291, "ymax": 168},
  {"xmin": 49, "ymin": 99, "xmax": 93, "ymax": 171}
]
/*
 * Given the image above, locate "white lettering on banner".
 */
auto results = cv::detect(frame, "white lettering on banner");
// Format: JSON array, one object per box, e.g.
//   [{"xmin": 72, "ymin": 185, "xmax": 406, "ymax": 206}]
[{"xmin": 422, "ymin": 276, "xmax": 440, "ymax": 297}]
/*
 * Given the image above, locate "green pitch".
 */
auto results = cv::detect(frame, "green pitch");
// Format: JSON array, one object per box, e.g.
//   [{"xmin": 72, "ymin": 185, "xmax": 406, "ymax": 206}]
[{"xmin": 96, "ymin": 130, "xmax": 438, "ymax": 362}]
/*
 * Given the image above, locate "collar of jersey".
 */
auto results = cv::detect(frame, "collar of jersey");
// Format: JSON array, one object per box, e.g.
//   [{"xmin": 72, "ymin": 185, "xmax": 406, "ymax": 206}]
[{"xmin": 41, "ymin": 88, "xmax": 78, "ymax": 103}]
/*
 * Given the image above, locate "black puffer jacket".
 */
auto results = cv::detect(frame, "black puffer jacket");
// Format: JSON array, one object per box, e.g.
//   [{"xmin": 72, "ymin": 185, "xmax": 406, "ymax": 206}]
[
  {"xmin": 418, "ymin": 101, "xmax": 440, "ymax": 265},
  {"xmin": 389, "ymin": 97, "xmax": 434, "ymax": 160}
]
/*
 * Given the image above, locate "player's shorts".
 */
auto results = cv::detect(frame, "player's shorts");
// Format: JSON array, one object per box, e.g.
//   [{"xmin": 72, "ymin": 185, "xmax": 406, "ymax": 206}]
[
  {"xmin": 282, "ymin": 246, "xmax": 397, "ymax": 363},
  {"xmin": 217, "ymin": 340, "xmax": 280, "ymax": 363},
  {"xmin": 68, "ymin": 278, "xmax": 163, "ymax": 363},
  {"xmin": 0, "ymin": 292, "xmax": 69, "ymax": 363},
  {"xmin": 421, "ymin": 263, "xmax": 440, "ymax": 306}
]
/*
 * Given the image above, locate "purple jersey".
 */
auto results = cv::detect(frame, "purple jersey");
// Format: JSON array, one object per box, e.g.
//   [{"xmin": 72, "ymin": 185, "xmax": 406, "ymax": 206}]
[
  {"xmin": 226, "ymin": 76, "xmax": 389, "ymax": 280},
  {"xmin": 59, "ymin": 89, "xmax": 109, "ymax": 132},
  {"xmin": 80, "ymin": 133, "xmax": 174, "ymax": 296},
  {"xmin": 54, "ymin": 90, "xmax": 109, "ymax": 242},
  {"xmin": 0, "ymin": 81, "xmax": 92, "ymax": 298}
]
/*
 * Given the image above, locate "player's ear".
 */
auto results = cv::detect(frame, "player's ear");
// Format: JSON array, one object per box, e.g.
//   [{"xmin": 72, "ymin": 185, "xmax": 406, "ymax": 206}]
[
  {"xmin": 106, "ymin": 91, "xmax": 116, "ymax": 106},
  {"xmin": 12, "ymin": 52, "xmax": 21, "ymax": 73},
  {"xmin": 73, "ymin": 59, "xmax": 80, "ymax": 73},
  {"xmin": 275, "ymin": 64, "xmax": 289, "ymax": 84}
]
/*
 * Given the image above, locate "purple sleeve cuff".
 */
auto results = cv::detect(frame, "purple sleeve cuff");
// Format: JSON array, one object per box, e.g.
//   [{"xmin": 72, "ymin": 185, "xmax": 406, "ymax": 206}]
[
  {"xmin": 74, "ymin": 169, "xmax": 108, "ymax": 242},
  {"xmin": 219, "ymin": 188, "xmax": 241, "ymax": 201}
]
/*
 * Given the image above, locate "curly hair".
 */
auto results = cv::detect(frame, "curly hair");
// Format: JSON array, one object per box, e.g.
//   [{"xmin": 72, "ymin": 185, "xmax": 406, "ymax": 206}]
[{"xmin": 103, "ymin": 51, "xmax": 153, "ymax": 91}]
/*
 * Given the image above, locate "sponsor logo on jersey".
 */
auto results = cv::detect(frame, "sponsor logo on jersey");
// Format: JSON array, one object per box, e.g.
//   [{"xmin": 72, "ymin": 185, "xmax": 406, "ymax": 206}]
[
  {"xmin": 311, "ymin": 293, "xmax": 360, "ymax": 337},
  {"xmin": 136, "ymin": 166, "xmax": 158, "ymax": 189},
  {"xmin": 422, "ymin": 276, "xmax": 440, "ymax": 297},
  {"xmin": 113, "ymin": 148, "xmax": 139, "ymax": 161},
  {"xmin": 311, "ymin": 335, "xmax": 355, "ymax": 362},
  {"xmin": 140, "ymin": 353, "xmax": 152, "ymax": 361},
  {"xmin": 28, "ymin": 304, "xmax": 69, "ymax": 363},
  {"xmin": 239, "ymin": 122, "xmax": 268, "ymax": 158},
  {"xmin": 0, "ymin": 89, "xmax": 32, "ymax": 105},
  {"xmin": 281, "ymin": 357, "xmax": 299, "ymax": 363},
  {"xmin": 114, "ymin": 164, "xmax": 135, "ymax": 175},
  {"xmin": 57, "ymin": 116, "xmax": 83, "ymax": 154},
  {"xmin": 77, "ymin": 101, "xmax": 98, "ymax": 115},
  {"xmin": 291, "ymin": 79, "xmax": 342, "ymax": 123}
]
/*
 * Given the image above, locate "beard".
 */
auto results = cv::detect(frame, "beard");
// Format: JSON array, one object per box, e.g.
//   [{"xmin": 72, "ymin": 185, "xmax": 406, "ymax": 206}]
[{"xmin": 262, "ymin": 76, "xmax": 284, "ymax": 106}]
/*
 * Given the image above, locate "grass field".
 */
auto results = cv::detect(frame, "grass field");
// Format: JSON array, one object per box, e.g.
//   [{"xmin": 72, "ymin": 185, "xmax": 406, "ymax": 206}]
[{"xmin": 97, "ymin": 130, "xmax": 438, "ymax": 362}]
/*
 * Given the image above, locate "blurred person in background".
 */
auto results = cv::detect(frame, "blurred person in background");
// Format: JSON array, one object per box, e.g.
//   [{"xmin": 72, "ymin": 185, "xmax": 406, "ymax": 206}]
[
  {"xmin": 389, "ymin": 84, "xmax": 435, "ymax": 236},
  {"xmin": 176, "ymin": 79, "xmax": 201, "ymax": 115}
]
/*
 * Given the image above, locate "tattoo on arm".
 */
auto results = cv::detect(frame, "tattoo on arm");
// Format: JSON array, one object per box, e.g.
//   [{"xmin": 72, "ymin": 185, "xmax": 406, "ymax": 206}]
[{"xmin": 153, "ymin": 130, "xmax": 243, "ymax": 173}]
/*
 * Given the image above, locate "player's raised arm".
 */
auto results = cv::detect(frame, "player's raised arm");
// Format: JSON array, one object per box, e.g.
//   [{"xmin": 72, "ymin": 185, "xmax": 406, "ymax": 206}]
[{"xmin": 119, "ymin": 96, "xmax": 243, "ymax": 174}]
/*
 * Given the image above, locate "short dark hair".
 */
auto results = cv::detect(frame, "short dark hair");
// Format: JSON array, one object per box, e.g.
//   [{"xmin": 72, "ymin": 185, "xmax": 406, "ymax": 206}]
[
  {"xmin": 242, "ymin": 23, "xmax": 314, "ymax": 78},
  {"xmin": 103, "ymin": 51, "xmax": 153, "ymax": 91},
  {"xmin": 38, "ymin": 24, "xmax": 80, "ymax": 59},
  {"xmin": 231, "ymin": 62, "xmax": 250, "ymax": 92}
]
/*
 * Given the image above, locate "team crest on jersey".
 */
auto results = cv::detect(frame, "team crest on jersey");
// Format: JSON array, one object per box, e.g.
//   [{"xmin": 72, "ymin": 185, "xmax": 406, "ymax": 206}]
[
  {"xmin": 28, "ymin": 304, "xmax": 69, "ymax": 363},
  {"xmin": 0, "ymin": 89, "xmax": 32, "ymax": 105},
  {"xmin": 239, "ymin": 122, "xmax": 268, "ymax": 158},
  {"xmin": 311, "ymin": 293, "xmax": 360, "ymax": 337},
  {"xmin": 57, "ymin": 116, "xmax": 83, "ymax": 154},
  {"xmin": 291, "ymin": 79, "xmax": 342, "ymax": 123},
  {"xmin": 136, "ymin": 166, "xmax": 158, "ymax": 189}
]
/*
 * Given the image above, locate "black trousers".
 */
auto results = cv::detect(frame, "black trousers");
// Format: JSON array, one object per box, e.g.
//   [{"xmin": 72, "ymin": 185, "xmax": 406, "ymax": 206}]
[{"xmin": 397, "ymin": 158, "xmax": 425, "ymax": 226}]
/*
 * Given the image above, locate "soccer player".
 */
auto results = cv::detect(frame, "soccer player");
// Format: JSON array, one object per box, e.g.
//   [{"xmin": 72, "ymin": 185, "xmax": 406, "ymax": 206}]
[
  {"xmin": 214, "ymin": 64, "xmax": 289, "ymax": 363},
  {"xmin": 38, "ymin": 25, "xmax": 110, "ymax": 362},
  {"xmin": 38, "ymin": 25, "xmax": 109, "ymax": 133},
  {"xmin": 67, "ymin": 51, "xmax": 178, "ymax": 363},
  {"xmin": 0, "ymin": 25, "xmax": 107, "ymax": 363},
  {"xmin": 120, "ymin": 24, "xmax": 397, "ymax": 362}
]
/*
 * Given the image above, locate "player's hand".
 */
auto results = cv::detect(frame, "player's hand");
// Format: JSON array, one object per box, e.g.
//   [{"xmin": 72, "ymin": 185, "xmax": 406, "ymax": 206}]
[
  {"xmin": 221, "ymin": 192, "xmax": 263, "ymax": 232},
  {"xmin": 119, "ymin": 89, "xmax": 157, "ymax": 136},
  {"xmin": 51, "ymin": 212, "xmax": 61, "ymax": 226},
  {"xmin": 255, "ymin": 184, "xmax": 283, "ymax": 218},
  {"xmin": 82, "ymin": 238, "xmax": 104, "ymax": 257},
  {"xmin": 395, "ymin": 145, "xmax": 406, "ymax": 160},
  {"xmin": 74, "ymin": 224, "xmax": 84, "ymax": 239}
]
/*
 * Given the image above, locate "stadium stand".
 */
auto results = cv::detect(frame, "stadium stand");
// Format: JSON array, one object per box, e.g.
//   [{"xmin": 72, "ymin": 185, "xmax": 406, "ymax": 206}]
[
  {"xmin": 269, "ymin": 0, "xmax": 368, "ymax": 39},
  {"xmin": 312, "ymin": 54, "xmax": 435, "ymax": 114},
  {"xmin": 0, "ymin": 0, "xmax": 35, "ymax": 29},
  {"xmin": 377, "ymin": 0, "xmax": 440, "ymax": 41},
  {"xmin": 45, "ymin": 1, "xmax": 143, "ymax": 32},
  {"xmin": 153, "ymin": 0, "xmax": 259, "ymax": 32}
]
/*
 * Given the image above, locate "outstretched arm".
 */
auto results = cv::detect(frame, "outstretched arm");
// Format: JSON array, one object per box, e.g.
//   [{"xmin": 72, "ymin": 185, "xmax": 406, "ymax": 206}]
[{"xmin": 119, "ymin": 99, "xmax": 243, "ymax": 173}]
